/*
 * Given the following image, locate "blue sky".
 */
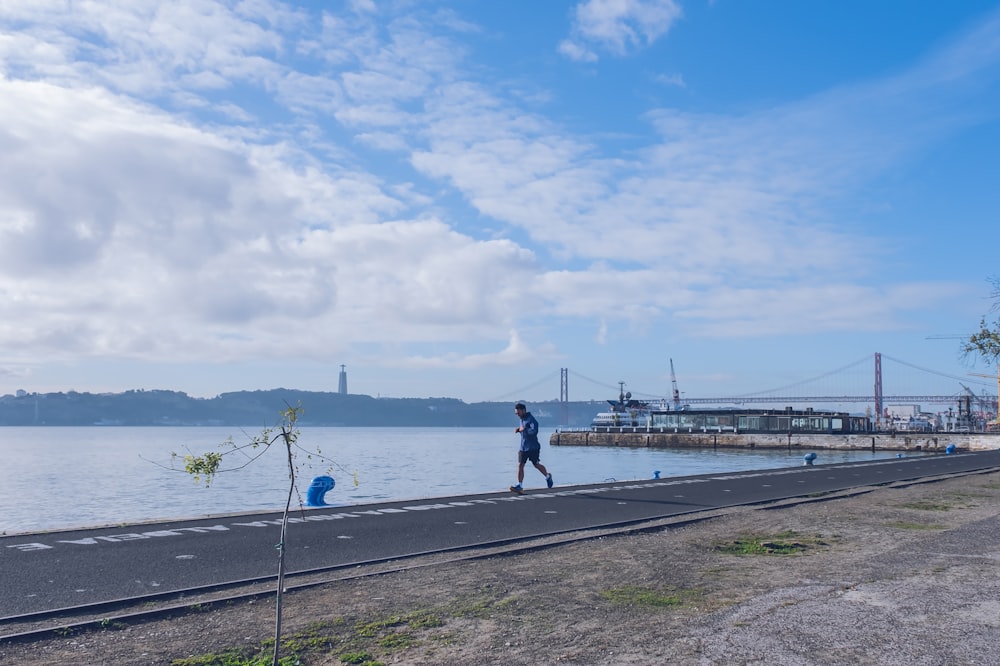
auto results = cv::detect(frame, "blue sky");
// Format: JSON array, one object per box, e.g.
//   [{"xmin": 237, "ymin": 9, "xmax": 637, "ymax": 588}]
[{"xmin": 1, "ymin": 0, "xmax": 999, "ymax": 405}]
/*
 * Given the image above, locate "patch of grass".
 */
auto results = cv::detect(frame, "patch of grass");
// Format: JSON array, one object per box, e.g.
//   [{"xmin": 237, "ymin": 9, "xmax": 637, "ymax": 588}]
[
  {"xmin": 886, "ymin": 521, "xmax": 943, "ymax": 530},
  {"xmin": 378, "ymin": 630, "xmax": 416, "ymax": 649},
  {"xmin": 338, "ymin": 652, "xmax": 384, "ymax": 665},
  {"xmin": 174, "ymin": 608, "xmax": 444, "ymax": 666},
  {"xmin": 451, "ymin": 599, "xmax": 491, "ymax": 618},
  {"xmin": 599, "ymin": 585, "xmax": 694, "ymax": 609},
  {"xmin": 449, "ymin": 590, "xmax": 518, "ymax": 619},
  {"xmin": 279, "ymin": 622, "xmax": 339, "ymax": 653},
  {"xmin": 494, "ymin": 595, "xmax": 520, "ymax": 611},
  {"xmin": 406, "ymin": 611, "xmax": 444, "ymax": 629},
  {"xmin": 714, "ymin": 530, "xmax": 820, "ymax": 556},
  {"xmin": 354, "ymin": 614, "xmax": 405, "ymax": 638},
  {"xmin": 98, "ymin": 617, "xmax": 128, "ymax": 631},
  {"xmin": 429, "ymin": 631, "xmax": 460, "ymax": 646},
  {"xmin": 899, "ymin": 500, "xmax": 952, "ymax": 511},
  {"xmin": 186, "ymin": 603, "xmax": 216, "ymax": 612},
  {"xmin": 171, "ymin": 649, "xmax": 298, "ymax": 666}
]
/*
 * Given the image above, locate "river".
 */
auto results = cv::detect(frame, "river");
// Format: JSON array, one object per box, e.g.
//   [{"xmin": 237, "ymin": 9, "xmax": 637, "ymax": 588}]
[{"xmin": 0, "ymin": 426, "xmax": 916, "ymax": 534}]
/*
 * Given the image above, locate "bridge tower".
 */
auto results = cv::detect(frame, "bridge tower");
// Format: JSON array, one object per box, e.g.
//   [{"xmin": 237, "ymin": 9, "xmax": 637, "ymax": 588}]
[
  {"xmin": 874, "ymin": 352, "xmax": 883, "ymax": 429},
  {"xmin": 560, "ymin": 368, "xmax": 569, "ymax": 425}
]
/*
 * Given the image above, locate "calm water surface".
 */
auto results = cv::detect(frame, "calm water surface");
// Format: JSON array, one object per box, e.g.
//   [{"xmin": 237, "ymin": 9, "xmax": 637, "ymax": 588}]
[{"xmin": 0, "ymin": 426, "xmax": 915, "ymax": 534}]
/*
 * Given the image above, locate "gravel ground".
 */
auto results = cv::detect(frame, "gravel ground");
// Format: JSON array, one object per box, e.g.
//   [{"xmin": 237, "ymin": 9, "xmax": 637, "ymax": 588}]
[{"xmin": 3, "ymin": 470, "xmax": 1000, "ymax": 665}]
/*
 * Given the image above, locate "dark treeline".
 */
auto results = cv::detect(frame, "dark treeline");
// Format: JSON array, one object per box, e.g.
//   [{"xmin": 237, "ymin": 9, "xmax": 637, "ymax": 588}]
[{"xmin": 0, "ymin": 389, "xmax": 606, "ymax": 427}]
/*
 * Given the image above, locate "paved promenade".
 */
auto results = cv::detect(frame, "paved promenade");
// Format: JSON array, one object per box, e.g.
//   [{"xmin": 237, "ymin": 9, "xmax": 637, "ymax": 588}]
[{"xmin": 3, "ymin": 450, "xmax": 1000, "ymax": 619}]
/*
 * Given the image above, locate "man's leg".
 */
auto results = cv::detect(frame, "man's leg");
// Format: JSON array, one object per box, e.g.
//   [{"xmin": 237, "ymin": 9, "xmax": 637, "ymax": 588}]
[
  {"xmin": 534, "ymin": 460, "xmax": 554, "ymax": 488},
  {"xmin": 517, "ymin": 462, "xmax": 526, "ymax": 484}
]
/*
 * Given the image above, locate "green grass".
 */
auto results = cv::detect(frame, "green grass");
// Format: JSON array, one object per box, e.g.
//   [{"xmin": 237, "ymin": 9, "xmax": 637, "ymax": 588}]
[
  {"xmin": 886, "ymin": 521, "xmax": 944, "ymax": 530},
  {"xmin": 446, "ymin": 588, "xmax": 511, "ymax": 619},
  {"xmin": 172, "ymin": 650, "xmax": 299, "ymax": 666},
  {"xmin": 406, "ymin": 611, "xmax": 444, "ymax": 629},
  {"xmin": 338, "ymin": 652, "xmax": 385, "ymax": 665},
  {"xmin": 599, "ymin": 585, "xmax": 696, "ymax": 609},
  {"xmin": 714, "ymin": 530, "xmax": 819, "ymax": 556},
  {"xmin": 378, "ymin": 631, "xmax": 416, "ymax": 649},
  {"xmin": 338, "ymin": 652, "xmax": 384, "ymax": 665},
  {"xmin": 98, "ymin": 618, "xmax": 128, "ymax": 631},
  {"xmin": 172, "ymin": 610, "xmax": 445, "ymax": 666},
  {"xmin": 899, "ymin": 500, "xmax": 952, "ymax": 511}
]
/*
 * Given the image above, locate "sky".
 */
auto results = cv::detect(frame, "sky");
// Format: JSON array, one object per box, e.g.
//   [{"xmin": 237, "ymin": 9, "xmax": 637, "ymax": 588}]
[{"xmin": 2, "ymin": 0, "xmax": 1000, "ymax": 405}]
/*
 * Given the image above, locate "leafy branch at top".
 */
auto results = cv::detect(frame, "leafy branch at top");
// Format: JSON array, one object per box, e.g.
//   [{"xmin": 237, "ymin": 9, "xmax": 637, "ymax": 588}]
[
  {"xmin": 963, "ymin": 276, "xmax": 1000, "ymax": 364},
  {"xmin": 163, "ymin": 403, "xmax": 346, "ymax": 488}
]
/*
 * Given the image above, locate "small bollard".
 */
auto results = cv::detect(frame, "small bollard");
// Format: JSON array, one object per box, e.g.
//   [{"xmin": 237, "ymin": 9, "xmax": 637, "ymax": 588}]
[
  {"xmin": 945, "ymin": 443, "xmax": 956, "ymax": 455},
  {"xmin": 896, "ymin": 453, "xmax": 904, "ymax": 458},
  {"xmin": 803, "ymin": 452, "xmax": 817, "ymax": 466},
  {"xmin": 305, "ymin": 475, "xmax": 336, "ymax": 506},
  {"xmin": 653, "ymin": 470, "xmax": 661, "ymax": 479}
]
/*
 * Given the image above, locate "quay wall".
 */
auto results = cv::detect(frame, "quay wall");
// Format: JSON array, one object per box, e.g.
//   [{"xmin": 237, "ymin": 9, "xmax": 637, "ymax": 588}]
[{"xmin": 549, "ymin": 430, "xmax": 1000, "ymax": 453}]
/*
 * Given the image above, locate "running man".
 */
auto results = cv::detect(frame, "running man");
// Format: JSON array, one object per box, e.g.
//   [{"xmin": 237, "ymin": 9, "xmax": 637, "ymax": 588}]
[{"xmin": 510, "ymin": 402, "xmax": 554, "ymax": 494}]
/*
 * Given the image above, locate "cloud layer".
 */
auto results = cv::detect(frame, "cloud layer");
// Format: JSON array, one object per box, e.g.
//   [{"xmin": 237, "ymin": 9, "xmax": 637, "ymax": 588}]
[{"xmin": 1, "ymin": 1, "xmax": 997, "ymax": 398}]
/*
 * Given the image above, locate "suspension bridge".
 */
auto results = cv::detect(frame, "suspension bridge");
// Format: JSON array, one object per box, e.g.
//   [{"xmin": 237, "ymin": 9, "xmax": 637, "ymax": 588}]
[{"xmin": 495, "ymin": 352, "xmax": 1000, "ymax": 422}]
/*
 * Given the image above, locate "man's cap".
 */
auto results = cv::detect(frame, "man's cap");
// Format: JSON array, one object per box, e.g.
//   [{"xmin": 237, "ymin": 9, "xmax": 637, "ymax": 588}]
[{"xmin": 514, "ymin": 402, "xmax": 526, "ymax": 410}]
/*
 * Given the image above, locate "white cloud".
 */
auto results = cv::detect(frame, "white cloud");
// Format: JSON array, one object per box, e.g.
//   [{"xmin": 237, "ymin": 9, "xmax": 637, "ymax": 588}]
[
  {"xmin": 0, "ymin": 72, "xmax": 539, "ymax": 365},
  {"xmin": 557, "ymin": 39, "xmax": 598, "ymax": 63},
  {"xmin": 394, "ymin": 329, "xmax": 543, "ymax": 369},
  {"xmin": 654, "ymin": 72, "xmax": 685, "ymax": 87},
  {"xmin": 561, "ymin": 0, "xmax": 683, "ymax": 61},
  {"xmin": 0, "ymin": 1, "xmax": 998, "ymax": 396}
]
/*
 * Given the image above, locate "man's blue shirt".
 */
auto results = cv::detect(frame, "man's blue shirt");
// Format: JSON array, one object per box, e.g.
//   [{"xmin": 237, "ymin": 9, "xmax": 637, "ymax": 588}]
[{"xmin": 519, "ymin": 412, "xmax": 540, "ymax": 451}]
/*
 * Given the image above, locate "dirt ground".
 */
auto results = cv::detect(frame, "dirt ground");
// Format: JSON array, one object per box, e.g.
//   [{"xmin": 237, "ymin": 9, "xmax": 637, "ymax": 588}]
[{"xmin": 4, "ymin": 470, "xmax": 1000, "ymax": 666}]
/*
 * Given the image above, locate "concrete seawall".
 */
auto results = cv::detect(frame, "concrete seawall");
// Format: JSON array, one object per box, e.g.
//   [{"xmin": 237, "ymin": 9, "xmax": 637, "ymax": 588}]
[{"xmin": 550, "ymin": 430, "xmax": 1000, "ymax": 452}]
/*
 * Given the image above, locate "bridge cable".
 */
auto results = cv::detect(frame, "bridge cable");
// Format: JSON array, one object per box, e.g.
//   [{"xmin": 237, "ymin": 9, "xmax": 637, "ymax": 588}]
[
  {"xmin": 487, "ymin": 371, "xmax": 562, "ymax": 403},
  {"xmin": 725, "ymin": 354, "xmax": 872, "ymax": 398},
  {"xmin": 881, "ymin": 354, "xmax": 995, "ymax": 388}
]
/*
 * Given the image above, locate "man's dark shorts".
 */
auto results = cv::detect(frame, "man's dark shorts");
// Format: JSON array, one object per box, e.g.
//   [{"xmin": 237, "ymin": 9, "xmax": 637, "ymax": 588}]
[{"xmin": 519, "ymin": 448, "xmax": 540, "ymax": 465}]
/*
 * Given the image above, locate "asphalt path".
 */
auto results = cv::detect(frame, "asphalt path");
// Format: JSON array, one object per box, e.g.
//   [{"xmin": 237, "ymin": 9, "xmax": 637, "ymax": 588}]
[{"xmin": 3, "ymin": 450, "xmax": 1000, "ymax": 619}]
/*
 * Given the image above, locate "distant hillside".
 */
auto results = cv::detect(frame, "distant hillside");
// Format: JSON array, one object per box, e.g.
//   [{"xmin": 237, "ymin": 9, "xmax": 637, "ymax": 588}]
[{"xmin": 0, "ymin": 389, "xmax": 607, "ymax": 428}]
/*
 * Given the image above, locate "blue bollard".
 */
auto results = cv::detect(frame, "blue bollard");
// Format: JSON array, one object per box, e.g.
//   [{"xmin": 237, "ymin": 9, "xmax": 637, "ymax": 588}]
[
  {"xmin": 945, "ymin": 443, "xmax": 956, "ymax": 455},
  {"xmin": 896, "ymin": 453, "xmax": 904, "ymax": 458},
  {"xmin": 305, "ymin": 475, "xmax": 336, "ymax": 506},
  {"xmin": 653, "ymin": 470, "xmax": 661, "ymax": 479},
  {"xmin": 803, "ymin": 452, "xmax": 817, "ymax": 466}
]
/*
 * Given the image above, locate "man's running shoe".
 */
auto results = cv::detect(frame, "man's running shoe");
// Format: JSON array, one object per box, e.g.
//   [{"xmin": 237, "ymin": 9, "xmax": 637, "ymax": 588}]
[
  {"xmin": 546, "ymin": 474, "xmax": 554, "ymax": 489},
  {"xmin": 509, "ymin": 484, "xmax": 523, "ymax": 495}
]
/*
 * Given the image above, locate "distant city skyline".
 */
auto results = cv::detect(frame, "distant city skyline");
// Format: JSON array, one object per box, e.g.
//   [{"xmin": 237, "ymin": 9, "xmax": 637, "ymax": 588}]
[{"xmin": 2, "ymin": 1, "xmax": 999, "ymax": 403}]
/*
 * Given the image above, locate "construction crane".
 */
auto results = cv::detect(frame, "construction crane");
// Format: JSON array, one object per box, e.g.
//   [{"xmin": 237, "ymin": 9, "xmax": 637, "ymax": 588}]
[
  {"xmin": 669, "ymin": 358, "xmax": 681, "ymax": 410},
  {"xmin": 927, "ymin": 334, "xmax": 998, "ymax": 426},
  {"xmin": 969, "ymin": 363, "xmax": 1000, "ymax": 424}
]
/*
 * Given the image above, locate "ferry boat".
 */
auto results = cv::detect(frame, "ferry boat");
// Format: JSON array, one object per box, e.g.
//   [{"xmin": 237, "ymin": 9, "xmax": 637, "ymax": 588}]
[
  {"xmin": 591, "ymin": 384, "xmax": 655, "ymax": 428},
  {"xmin": 591, "ymin": 386, "xmax": 871, "ymax": 435}
]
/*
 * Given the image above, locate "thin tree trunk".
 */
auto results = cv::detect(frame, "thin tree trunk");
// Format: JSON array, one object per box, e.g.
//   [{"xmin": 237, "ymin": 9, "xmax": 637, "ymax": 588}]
[{"xmin": 273, "ymin": 429, "xmax": 295, "ymax": 666}]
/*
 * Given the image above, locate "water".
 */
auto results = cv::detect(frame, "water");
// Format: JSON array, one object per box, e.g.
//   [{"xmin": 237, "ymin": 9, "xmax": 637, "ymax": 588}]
[{"xmin": 0, "ymin": 426, "xmax": 913, "ymax": 534}]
